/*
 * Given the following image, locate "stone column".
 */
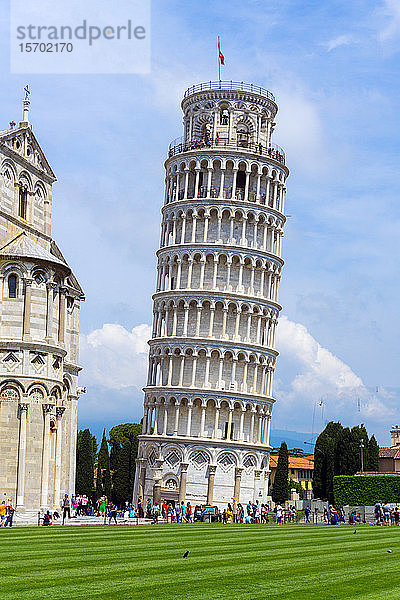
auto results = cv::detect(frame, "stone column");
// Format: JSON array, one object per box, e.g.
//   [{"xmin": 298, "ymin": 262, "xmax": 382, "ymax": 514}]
[
  {"xmin": 163, "ymin": 404, "xmax": 168, "ymax": 435},
  {"xmin": 250, "ymin": 409, "xmax": 256, "ymax": 442},
  {"xmin": 54, "ymin": 406, "xmax": 66, "ymax": 508},
  {"xmin": 226, "ymin": 408, "xmax": 233, "ymax": 440},
  {"xmin": 153, "ymin": 479, "xmax": 162, "ymax": 504},
  {"xmin": 207, "ymin": 465, "xmax": 217, "ymax": 505},
  {"xmin": 239, "ymin": 408, "xmax": 245, "ymax": 441},
  {"xmin": 68, "ymin": 397, "xmax": 78, "ymax": 497},
  {"xmin": 138, "ymin": 460, "xmax": 146, "ymax": 499},
  {"xmin": 208, "ymin": 307, "xmax": 215, "ymax": 337},
  {"xmin": 179, "ymin": 355, "xmax": 185, "ymax": 386},
  {"xmin": 58, "ymin": 287, "xmax": 66, "ymax": 344},
  {"xmin": 176, "ymin": 259, "xmax": 182, "ymax": 288},
  {"xmin": 233, "ymin": 467, "xmax": 243, "ymax": 503},
  {"xmin": 23, "ymin": 277, "xmax": 32, "ymax": 338},
  {"xmin": 200, "ymin": 404, "xmax": 206, "ymax": 437},
  {"xmin": 173, "ymin": 403, "xmax": 180, "ymax": 435},
  {"xmin": 16, "ymin": 402, "xmax": 29, "ymax": 506},
  {"xmin": 265, "ymin": 414, "xmax": 271, "ymax": 446},
  {"xmin": 213, "ymin": 405, "xmax": 220, "ymax": 438},
  {"xmin": 45, "ymin": 282, "xmax": 56, "ymax": 341},
  {"xmin": 253, "ymin": 470, "xmax": 261, "ymax": 503},
  {"xmin": 219, "ymin": 169, "xmax": 225, "ymax": 197},
  {"xmin": 181, "ymin": 215, "xmax": 186, "ymax": 243},
  {"xmin": 186, "ymin": 402, "xmax": 193, "ymax": 436},
  {"xmin": 179, "ymin": 462, "xmax": 189, "ymax": 503},
  {"xmin": 41, "ymin": 403, "xmax": 54, "ymax": 507}
]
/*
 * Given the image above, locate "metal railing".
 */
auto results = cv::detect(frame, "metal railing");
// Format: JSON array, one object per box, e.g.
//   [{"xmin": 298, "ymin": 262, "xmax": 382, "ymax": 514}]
[
  {"xmin": 167, "ymin": 136, "xmax": 285, "ymax": 165},
  {"xmin": 183, "ymin": 81, "xmax": 276, "ymax": 102}
]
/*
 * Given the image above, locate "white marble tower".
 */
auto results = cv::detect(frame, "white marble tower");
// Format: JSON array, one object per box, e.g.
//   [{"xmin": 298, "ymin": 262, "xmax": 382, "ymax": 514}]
[{"xmin": 134, "ymin": 81, "xmax": 288, "ymax": 507}]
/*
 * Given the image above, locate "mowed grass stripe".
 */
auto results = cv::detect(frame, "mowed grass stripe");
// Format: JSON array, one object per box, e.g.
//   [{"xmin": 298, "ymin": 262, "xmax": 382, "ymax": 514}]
[{"xmin": 1, "ymin": 524, "xmax": 400, "ymax": 600}]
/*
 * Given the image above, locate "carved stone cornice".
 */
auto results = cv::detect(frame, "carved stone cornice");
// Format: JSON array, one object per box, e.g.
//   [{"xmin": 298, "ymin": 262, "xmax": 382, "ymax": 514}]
[
  {"xmin": 153, "ymin": 288, "xmax": 282, "ymax": 313},
  {"xmin": 156, "ymin": 244, "xmax": 284, "ymax": 268}
]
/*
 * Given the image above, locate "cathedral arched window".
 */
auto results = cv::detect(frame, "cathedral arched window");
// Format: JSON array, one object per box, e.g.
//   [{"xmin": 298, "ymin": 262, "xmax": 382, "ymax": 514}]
[
  {"xmin": 8, "ymin": 274, "xmax": 17, "ymax": 298},
  {"xmin": 18, "ymin": 185, "xmax": 28, "ymax": 220}
]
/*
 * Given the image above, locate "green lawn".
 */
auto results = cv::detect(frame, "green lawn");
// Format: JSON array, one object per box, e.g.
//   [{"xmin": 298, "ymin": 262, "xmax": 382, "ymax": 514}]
[{"xmin": 1, "ymin": 523, "xmax": 400, "ymax": 599}]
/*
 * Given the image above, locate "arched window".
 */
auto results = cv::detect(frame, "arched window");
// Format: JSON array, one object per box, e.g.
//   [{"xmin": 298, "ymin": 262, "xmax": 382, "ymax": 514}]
[
  {"xmin": 18, "ymin": 185, "xmax": 28, "ymax": 219},
  {"xmin": 8, "ymin": 275, "xmax": 17, "ymax": 298},
  {"xmin": 236, "ymin": 171, "xmax": 246, "ymax": 190},
  {"xmin": 237, "ymin": 125, "xmax": 249, "ymax": 148},
  {"xmin": 220, "ymin": 107, "xmax": 229, "ymax": 125}
]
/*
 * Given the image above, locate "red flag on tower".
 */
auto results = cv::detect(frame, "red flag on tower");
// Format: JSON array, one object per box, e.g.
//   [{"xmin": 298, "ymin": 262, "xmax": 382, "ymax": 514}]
[{"xmin": 218, "ymin": 37, "xmax": 225, "ymax": 65}]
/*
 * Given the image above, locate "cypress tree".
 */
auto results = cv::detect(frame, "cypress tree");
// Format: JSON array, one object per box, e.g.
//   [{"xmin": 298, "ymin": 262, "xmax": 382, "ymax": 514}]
[
  {"xmin": 97, "ymin": 430, "xmax": 112, "ymax": 500},
  {"xmin": 76, "ymin": 428, "xmax": 96, "ymax": 496},
  {"xmin": 109, "ymin": 423, "xmax": 141, "ymax": 505},
  {"xmin": 368, "ymin": 435, "xmax": 379, "ymax": 471},
  {"xmin": 271, "ymin": 442, "xmax": 289, "ymax": 503},
  {"xmin": 313, "ymin": 422, "xmax": 342, "ymax": 501}
]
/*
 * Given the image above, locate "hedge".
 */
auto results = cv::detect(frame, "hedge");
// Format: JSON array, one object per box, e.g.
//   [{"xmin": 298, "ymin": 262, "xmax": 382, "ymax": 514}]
[{"xmin": 333, "ymin": 475, "xmax": 400, "ymax": 506}]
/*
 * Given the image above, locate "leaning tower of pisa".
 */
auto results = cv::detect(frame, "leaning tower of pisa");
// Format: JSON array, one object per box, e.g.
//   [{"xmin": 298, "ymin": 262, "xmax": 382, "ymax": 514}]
[{"xmin": 133, "ymin": 81, "xmax": 288, "ymax": 508}]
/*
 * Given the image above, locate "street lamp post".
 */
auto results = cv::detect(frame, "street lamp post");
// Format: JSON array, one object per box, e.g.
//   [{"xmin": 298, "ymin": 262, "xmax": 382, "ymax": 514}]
[{"xmin": 360, "ymin": 440, "xmax": 365, "ymax": 473}]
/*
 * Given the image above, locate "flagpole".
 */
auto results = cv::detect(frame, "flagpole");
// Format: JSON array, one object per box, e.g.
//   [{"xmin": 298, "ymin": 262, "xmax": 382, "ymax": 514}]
[{"xmin": 218, "ymin": 36, "xmax": 221, "ymax": 85}]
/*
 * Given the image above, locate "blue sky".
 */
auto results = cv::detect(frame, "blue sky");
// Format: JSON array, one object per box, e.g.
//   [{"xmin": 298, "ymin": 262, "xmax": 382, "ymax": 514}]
[{"xmin": 1, "ymin": 0, "xmax": 400, "ymax": 445}]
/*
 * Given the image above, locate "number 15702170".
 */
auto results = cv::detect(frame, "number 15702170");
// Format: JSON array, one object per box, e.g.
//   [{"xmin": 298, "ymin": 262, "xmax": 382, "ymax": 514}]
[{"xmin": 19, "ymin": 42, "xmax": 73, "ymax": 52}]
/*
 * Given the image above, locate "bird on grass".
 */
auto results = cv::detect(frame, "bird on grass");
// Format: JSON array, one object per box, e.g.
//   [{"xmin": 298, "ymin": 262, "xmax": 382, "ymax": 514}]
[
  {"xmin": 353, "ymin": 530, "xmax": 357, "ymax": 534},
  {"xmin": 183, "ymin": 550, "xmax": 190, "ymax": 558},
  {"xmin": 387, "ymin": 550, "xmax": 393, "ymax": 554}
]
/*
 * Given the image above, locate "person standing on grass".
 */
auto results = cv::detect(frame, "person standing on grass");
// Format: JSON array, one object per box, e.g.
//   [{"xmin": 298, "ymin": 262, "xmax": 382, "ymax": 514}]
[
  {"xmin": 152, "ymin": 502, "xmax": 159, "ymax": 524},
  {"xmin": 181, "ymin": 501, "xmax": 186, "ymax": 522},
  {"xmin": 383, "ymin": 502, "xmax": 391, "ymax": 525},
  {"xmin": 137, "ymin": 496, "xmax": 144, "ymax": 518},
  {"xmin": 62, "ymin": 494, "xmax": 71, "ymax": 525},
  {"xmin": 175, "ymin": 502, "xmax": 181, "ymax": 523},
  {"xmin": 0, "ymin": 500, "xmax": 6, "ymax": 526},
  {"xmin": 304, "ymin": 506, "xmax": 311, "ymax": 523},
  {"xmin": 108, "ymin": 504, "xmax": 118, "ymax": 525},
  {"xmin": 276, "ymin": 504, "xmax": 283, "ymax": 524},
  {"xmin": 161, "ymin": 500, "xmax": 167, "ymax": 520},
  {"xmin": 186, "ymin": 502, "xmax": 192, "ymax": 523},
  {"xmin": 4, "ymin": 501, "xmax": 15, "ymax": 527}
]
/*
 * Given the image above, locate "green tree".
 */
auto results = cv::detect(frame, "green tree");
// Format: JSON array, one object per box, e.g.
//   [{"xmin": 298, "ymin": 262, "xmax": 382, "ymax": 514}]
[
  {"xmin": 76, "ymin": 429, "xmax": 97, "ymax": 497},
  {"xmin": 272, "ymin": 442, "xmax": 289, "ymax": 503},
  {"xmin": 335, "ymin": 427, "xmax": 354, "ymax": 475},
  {"xmin": 368, "ymin": 435, "xmax": 379, "ymax": 471},
  {"xmin": 313, "ymin": 422, "xmax": 342, "ymax": 502},
  {"xmin": 109, "ymin": 423, "xmax": 142, "ymax": 505},
  {"xmin": 96, "ymin": 429, "xmax": 112, "ymax": 500}
]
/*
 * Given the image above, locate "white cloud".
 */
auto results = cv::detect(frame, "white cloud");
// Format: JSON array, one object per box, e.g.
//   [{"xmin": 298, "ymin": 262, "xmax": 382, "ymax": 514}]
[
  {"xmin": 78, "ymin": 318, "xmax": 396, "ymax": 438},
  {"xmin": 80, "ymin": 323, "xmax": 151, "ymax": 390},
  {"xmin": 378, "ymin": 0, "xmax": 400, "ymax": 41},
  {"xmin": 324, "ymin": 34, "xmax": 356, "ymax": 52},
  {"xmin": 275, "ymin": 315, "xmax": 395, "ymax": 427},
  {"xmin": 272, "ymin": 86, "xmax": 327, "ymax": 173}
]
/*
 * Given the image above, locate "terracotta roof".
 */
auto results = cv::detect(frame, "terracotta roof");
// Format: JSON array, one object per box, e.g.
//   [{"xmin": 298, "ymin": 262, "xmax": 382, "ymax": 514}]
[
  {"xmin": 379, "ymin": 447, "xmax": 400, "ymax": 459},
  {"xmin": 0, "ymin": 232, "xmax": 69, "ymax": 270},
  {"xmin": 270, "ymin": 455, "xmax": 314, "ymax": 469}
]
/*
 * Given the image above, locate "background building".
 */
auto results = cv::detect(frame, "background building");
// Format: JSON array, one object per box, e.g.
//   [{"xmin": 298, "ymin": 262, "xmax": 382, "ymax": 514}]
[
  {"xmin": 134, "ymin": 80, "xmax": 288, "ymax": 507},
  {"xmin": 379, "ymin": 426, "xmax": 400, "ymax": 473},
  {"xmin": 0, "ymin": 95, "xmax": 84, "ymax": 513},
  {"xmin": 269, "ymin": 454, "xmax": 314, "ymax": 495}
]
